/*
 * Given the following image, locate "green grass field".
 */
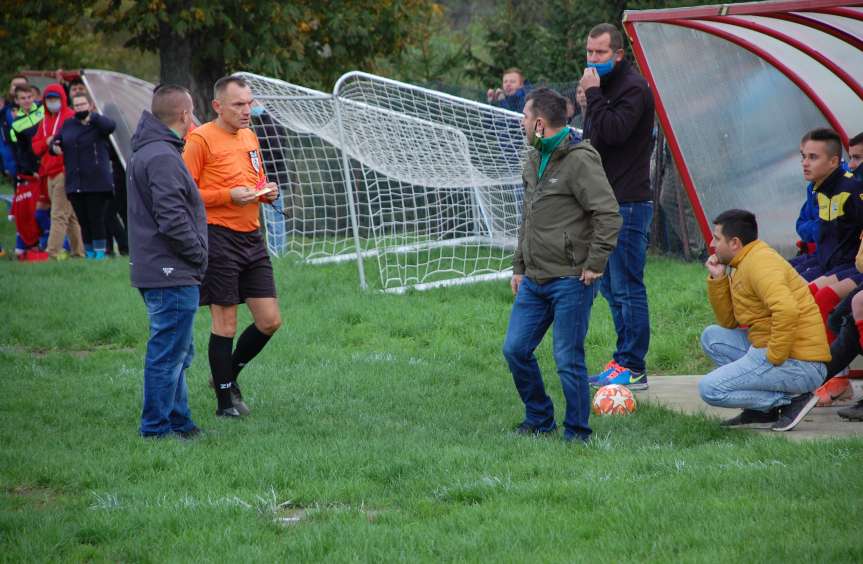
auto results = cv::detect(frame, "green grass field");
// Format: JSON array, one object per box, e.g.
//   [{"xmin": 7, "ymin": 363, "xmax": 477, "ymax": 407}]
[{"xmin": 1, "ymin": 202, "xmax": 862, "ymax": 562}]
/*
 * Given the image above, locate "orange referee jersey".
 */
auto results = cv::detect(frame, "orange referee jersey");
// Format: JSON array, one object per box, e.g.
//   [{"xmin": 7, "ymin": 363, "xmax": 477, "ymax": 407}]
[{"xmin": 183, "ymin": 121, "xmax": 266, "ymax": 232}]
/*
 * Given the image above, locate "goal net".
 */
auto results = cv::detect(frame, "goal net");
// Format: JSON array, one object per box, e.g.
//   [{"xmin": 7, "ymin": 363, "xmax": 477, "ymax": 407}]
[{"xmin": 240, "ymin": 71, "xmax": 527, "ymax": 293}]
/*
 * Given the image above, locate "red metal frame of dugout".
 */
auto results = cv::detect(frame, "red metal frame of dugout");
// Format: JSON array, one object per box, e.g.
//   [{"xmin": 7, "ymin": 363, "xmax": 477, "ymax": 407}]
[{"xmin": 622, "ymin": 0, "xmax": 862, "ymax": 244}]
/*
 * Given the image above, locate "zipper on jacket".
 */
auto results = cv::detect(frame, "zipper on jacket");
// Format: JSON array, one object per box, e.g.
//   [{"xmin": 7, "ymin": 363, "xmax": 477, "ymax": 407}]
[{"xmin": 564, "ymin": 232, "xmax": 576, "ymax": 267}]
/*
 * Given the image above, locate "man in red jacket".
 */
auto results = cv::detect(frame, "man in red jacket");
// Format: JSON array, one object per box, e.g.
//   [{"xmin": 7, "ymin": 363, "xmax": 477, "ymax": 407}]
[{"xmin": 32, "ymin": 83, "xmax": 83, "ymax": 259}]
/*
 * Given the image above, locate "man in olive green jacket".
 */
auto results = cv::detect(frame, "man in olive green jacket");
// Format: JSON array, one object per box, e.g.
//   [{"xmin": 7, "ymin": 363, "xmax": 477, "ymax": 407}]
[{"xmin": 503, "ymin": 87, "xmax": 621, "ymax": 443}]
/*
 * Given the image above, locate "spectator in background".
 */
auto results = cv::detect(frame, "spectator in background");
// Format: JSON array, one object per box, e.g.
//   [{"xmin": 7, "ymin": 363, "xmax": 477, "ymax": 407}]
[
  {"xmin": 1, "ymin": 76, "xmax": 28, "ymax": 179},
  {"xmin": 8, "ymin": 85, "xmax": 48, "ymax": 261},
  {"xmin": 564, "ymin": 85, "xmax": 588, "ymax": 131},
  {"xmin": 68, "ymin": 77, "xmax": 87, "ymax": 102},
  {"xmin": 581, "ymin": 23, "xmax": 656, "ymax": 390},
  {"xmin": 486, "ymin": 68, "xmax": 530, "ymax": 113},
  {"xmin": 53, "ymin": 93, "xmax": 116, "ymax": 259},
  {"xmin": 32, "ymin": 83, "xmax": 84, "ymax": 259}
]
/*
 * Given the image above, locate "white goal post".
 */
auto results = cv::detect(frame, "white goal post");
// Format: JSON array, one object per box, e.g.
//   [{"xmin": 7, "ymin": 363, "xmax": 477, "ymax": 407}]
[{"xmin": 239, "ymin": 71, "xmax": 527, "ymax": 293}]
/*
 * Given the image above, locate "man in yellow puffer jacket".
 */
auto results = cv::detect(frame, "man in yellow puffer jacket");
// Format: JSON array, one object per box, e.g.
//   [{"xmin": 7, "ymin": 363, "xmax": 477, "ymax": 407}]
[{"xmin": 699, "ymin": 209, "xmax": 830, "ymax": 432}]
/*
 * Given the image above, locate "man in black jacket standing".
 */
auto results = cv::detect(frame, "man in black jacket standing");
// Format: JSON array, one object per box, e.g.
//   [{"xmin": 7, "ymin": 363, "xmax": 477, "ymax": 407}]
[
  {"xmin": 127, "ymin": 85, "xmax": 208, "ymax": 438},
  {"xmin": 581, "ymin": 23, "xmax": 656, "ymax": 391}
]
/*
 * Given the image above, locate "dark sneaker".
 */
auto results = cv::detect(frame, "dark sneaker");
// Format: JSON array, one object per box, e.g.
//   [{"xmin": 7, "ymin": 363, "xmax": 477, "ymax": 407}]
[
  {"xmin": 210, "ymin": 376, "xmax": 250, "ymax": 415},
  {"xmin": 772, "ymin": 393, "xmax": 818, "ymax": 432},
  {"xmin": 229, "ymin": 382, "xmax": 250, "ymax": 416},
  {"xmin": 837, "ymin": 400, "xmax": 863, "ymax": 421},
  {"xmin": 175, "ymin": 427, "xmax": 202, "ymax": 440},
  {"xmin": 216, "ymin": 407, "xmax": 242, "ymax": 418},
  {"xmin": 720, "ymin": 408, "xmax": 779, "ymax": 428},
  {"xmin": 513, "ymin": 422, "xmax": 557, "ymax": 436}
]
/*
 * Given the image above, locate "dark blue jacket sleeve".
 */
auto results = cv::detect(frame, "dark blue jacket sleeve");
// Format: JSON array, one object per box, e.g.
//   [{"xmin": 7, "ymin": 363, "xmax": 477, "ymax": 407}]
[{"xmin": 89, "ymin": 113, "xmax": 116, "ymax": 135}]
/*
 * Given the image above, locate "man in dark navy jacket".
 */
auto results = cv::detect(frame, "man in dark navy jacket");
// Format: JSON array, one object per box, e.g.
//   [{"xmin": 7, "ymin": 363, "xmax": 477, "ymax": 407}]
[
  {"xmin": 127, "ymin": 85, "xmax": 208, "ymax": 438},
  {"xmin": 581, "ymin": 23, "xmax": 656, "ymax": 391}
]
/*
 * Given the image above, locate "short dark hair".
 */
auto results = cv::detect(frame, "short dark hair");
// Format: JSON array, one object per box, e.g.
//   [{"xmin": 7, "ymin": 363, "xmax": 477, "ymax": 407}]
[
  {"xmin": 525, "ymin": 87, "xmax": 567, "ymax": 129},
  {"xmin": 713, "ymin": 209, "xmax": 758, "ymax": 246},
  {"xmin": 589, "ymin": 23, "xmax": 624, "ymax": 51},
  {"xmin": 214, "ymin": 75, "xmax": 248, "ymax": 99},
  {"xmin": 14, "ymin": 85, "xmax": 32, "ymax": 97},
  {"xmin": 801, "ymin": 128, "xmax": 842, "ymax": 158},
  {"xmin": 151, "ymin": 84, "xmax": 191, "ymax": 124},
  {"xmin": 850, "ymin": 132, "xmax": 863, "ymax": 147}
]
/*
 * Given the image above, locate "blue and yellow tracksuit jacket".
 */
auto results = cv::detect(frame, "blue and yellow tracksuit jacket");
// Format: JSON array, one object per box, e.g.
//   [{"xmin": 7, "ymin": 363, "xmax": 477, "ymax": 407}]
[{"xmin": 814, "ymin": 167, "xmax": 863, "ymax": 272}]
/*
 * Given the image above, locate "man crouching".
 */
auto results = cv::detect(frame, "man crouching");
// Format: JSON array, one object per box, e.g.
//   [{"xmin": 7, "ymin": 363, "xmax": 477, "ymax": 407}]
[{"xmin": 700, "ymin": 209, "xmax": 829, "ymax": 431}]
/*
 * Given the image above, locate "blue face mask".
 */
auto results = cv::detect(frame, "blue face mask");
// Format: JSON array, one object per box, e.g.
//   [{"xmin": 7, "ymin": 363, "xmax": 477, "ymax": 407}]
[
  {"xmin": 587, "ymin": 59, "xmax": 615, "ymax": 78},
  {"xmin": 250, "ymin": 105, "xmax": 265, "ymax": 118}
]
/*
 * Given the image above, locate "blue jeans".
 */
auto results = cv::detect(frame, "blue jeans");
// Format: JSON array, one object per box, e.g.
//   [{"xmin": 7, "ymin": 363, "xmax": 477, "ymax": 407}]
[
  {"xmin": 599, "ymin": 201, "xmax": 653, "ymax": 373},
  {"xmin": 699, "ymin": 325, "xmax": 825, "ymax": 411},
  {"xmin": 503, "ymin": 276, "xmax": 597, "ymax": 440},
  {"xmin": 140, "ymin": 286, "xmax": 200, "ymax": 437}
]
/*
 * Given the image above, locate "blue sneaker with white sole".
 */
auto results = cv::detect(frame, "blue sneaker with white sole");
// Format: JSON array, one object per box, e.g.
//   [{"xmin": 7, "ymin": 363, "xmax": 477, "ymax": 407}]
[
  {"xmin": 589, "ymin": 360, "xmax": 621, "ymax": 388},
  {"xmin": 603, "ymin": 366, "xmax": 649, "ymax": 390}
]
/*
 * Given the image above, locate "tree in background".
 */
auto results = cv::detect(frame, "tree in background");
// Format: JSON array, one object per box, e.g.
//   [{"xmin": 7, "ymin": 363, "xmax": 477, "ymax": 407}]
[
  {"xmin": 471, "ymin": 0, "xmax": 743, "ymax": 88},
  {"xmin": 95, "ymin": 0, "xmax": 436, "ymax": 120},
  {"xmin": 0, "ymin": 1, "xmax": 158, "ymax": 88}
]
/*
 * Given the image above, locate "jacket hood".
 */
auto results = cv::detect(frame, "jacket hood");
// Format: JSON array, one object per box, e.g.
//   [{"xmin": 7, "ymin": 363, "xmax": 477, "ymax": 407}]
[
  {"xmin": 131, "ymin": 110, "xmax": 185, "ymax": 152},
  {"xmin": 42, "ymin": 83, "xmax": 68, "ymax": 111}
]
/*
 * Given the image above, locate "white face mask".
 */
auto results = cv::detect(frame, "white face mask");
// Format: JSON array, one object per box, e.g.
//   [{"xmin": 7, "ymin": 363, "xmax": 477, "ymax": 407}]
[{"xmin": 46, "ymin": 100, "xmax": 62, "ymax": 113}]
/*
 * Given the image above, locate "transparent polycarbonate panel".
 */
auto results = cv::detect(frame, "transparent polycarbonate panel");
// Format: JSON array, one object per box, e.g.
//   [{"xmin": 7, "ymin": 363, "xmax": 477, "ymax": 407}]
[
  {"xmin": 82, "ymin": 70, "xmax": 156, "ymax": 169},
  {"xmin": 738, "ymin": 15, "xmax": 863, "ymax": 79},
  {"xmin": 635, "ymin": 22, "xmax": 829, "ymax": 253},
  {"xmin": 796, "ymin": 12, "xmax": 863, "ymax": 41},
  {"xmin": 702, "ymin": 22, "xmax": 863, "ymax": 135}
]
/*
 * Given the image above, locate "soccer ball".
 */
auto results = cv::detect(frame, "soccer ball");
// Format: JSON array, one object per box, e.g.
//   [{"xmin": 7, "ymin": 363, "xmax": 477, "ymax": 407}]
[{"xmin": 592, "ymin": 384, "xmax": 637, "ymax": 416}]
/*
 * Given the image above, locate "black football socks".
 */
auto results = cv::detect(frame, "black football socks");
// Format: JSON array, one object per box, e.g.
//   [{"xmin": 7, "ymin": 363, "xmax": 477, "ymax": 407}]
[
  {"xmin": 231, "ymin": 323, "xmax": 272, "ymax": 381},
  {"xmin": 208, "ymin": 334, "xmax": 234, "ymax": 410}
]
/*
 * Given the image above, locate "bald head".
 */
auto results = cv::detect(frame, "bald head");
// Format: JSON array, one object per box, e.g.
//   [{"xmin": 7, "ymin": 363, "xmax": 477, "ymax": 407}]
[{"xmin": 151, "ymin": 85, "xmax": 193, "ymax": 127}]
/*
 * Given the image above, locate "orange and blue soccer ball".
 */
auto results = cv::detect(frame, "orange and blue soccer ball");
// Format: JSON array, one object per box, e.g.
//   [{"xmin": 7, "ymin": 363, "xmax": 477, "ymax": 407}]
[{"xmin": 592, "ymin": 384, "xmax": 637, "ymax": 416}]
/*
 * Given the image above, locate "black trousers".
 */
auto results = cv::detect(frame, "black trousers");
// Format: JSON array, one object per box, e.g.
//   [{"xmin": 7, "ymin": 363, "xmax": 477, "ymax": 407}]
[{"xmin": 69, "ymin": 192, "xmax": 110, "ymax": 245}]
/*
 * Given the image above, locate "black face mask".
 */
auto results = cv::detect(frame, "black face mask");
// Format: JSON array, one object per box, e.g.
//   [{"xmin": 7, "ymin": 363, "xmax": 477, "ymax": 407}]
[{"xmin": 75, "ymin": 110, "xmax": 89, "ymax": 121}]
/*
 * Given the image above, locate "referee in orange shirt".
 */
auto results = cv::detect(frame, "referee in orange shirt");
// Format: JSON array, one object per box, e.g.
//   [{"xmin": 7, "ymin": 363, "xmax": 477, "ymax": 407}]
[{"xmin": 183, "ymin": 75, "xmax": 282, "ymax": 417}]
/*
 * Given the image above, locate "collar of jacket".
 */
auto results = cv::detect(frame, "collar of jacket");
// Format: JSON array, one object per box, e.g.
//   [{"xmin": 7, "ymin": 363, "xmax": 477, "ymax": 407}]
[
  {"xmin": 729, "ymin": 239, "xmax": 765, "ymax": 269},
  {"xmin": 811, "ymin": 166, "xmax": 846, "ymax": 193},
  {"xmin": 600, "ymin": 59, "xmax": 630, "ymax": 88}
]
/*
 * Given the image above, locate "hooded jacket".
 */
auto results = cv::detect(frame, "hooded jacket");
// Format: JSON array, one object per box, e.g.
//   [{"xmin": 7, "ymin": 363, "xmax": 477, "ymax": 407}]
[
  {"xmin": 127, "ymin": 111, "xmax": 207, "ymax": 289},
  {"xmin": 56, "ymin": 112, "xmax": 116, "ymax": 194},
  {"xmin": 31, "ymin": 83, "xmax": 74, "ymax": 178},
  {"xmin": 582, "ymin": 59, "xmax": 655, "ymax": 203},
  {"xmin": 707, "ymin": 240, "xmax": 830, "ymax": 365},
  {"xmin": 513, "ymin": 134, "xmax": 621, "ymax": 280}
]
